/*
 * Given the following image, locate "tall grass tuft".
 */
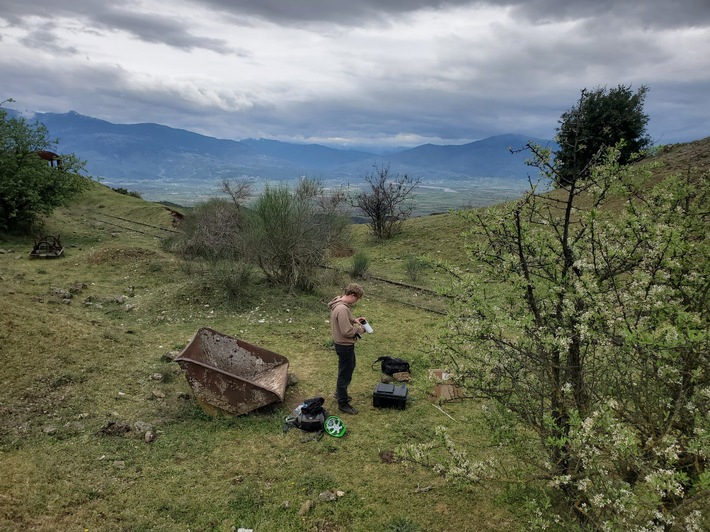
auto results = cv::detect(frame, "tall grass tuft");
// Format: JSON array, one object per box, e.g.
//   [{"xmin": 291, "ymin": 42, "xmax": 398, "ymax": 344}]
[
  {"xmin": 350, "ymin": 250, "xmax": 370, "ymax": 278},
  {"xmin": 385, "ymin": 517, "xmax": 421, "ymax": 532},
  {"xmin": 404, "ymin": 254, "xmax": 427, "ymax": 282},
  {"xmin": 204, "ymin": 260, "xmax": 257, "ymax": 308}
]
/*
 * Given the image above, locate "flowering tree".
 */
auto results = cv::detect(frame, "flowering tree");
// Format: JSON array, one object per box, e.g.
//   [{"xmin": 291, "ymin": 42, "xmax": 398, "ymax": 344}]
[{"xmin": 406, "ymin": 142, "xmax": 709, "ymax": 529}]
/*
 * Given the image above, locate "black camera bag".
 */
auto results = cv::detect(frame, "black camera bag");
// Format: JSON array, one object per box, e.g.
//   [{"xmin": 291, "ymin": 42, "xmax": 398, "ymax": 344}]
[{"xmin": 372, "ymin": 356, "xmax": 411, "ymax": 375}]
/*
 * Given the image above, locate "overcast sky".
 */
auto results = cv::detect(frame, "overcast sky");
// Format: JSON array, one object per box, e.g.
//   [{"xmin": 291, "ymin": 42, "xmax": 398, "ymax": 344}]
[{"xmin": 1, "ymin": 0, "xmax": 709, "ymax": 150}]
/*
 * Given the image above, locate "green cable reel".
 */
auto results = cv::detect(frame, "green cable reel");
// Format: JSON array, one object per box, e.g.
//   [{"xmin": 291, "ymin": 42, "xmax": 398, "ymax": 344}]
[{"xmin": 324, "ymin": 415, "xmax": 346, "ymax": 437}]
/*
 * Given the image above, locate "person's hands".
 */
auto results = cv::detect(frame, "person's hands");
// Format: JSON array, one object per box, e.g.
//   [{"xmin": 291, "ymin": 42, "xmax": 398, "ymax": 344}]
[{"xmin": 355, "ymin": 317, "xmax": 367, "ymax": 334}]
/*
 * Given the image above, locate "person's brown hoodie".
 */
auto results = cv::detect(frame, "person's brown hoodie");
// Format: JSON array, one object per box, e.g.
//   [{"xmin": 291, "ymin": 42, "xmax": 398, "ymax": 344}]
[{"xmin": 328, "ymin": 296, "xmax": 360, "ymax": 345}]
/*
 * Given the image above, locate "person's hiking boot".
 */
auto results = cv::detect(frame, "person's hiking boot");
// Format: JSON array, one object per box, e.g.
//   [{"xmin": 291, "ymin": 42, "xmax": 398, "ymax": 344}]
[
  {"xmin": 333, "ymin": 392, "xmax": 352, "ymax": 402},
  {"xmin": 338, "ymin": 403, "xmax": 359, "ymax": 415}
]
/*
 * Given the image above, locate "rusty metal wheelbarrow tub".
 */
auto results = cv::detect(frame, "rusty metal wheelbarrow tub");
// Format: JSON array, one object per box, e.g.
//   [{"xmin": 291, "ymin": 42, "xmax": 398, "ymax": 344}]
[{"xmin": 175, "ymin": 328, "xmax": 290, "ymax": 416}]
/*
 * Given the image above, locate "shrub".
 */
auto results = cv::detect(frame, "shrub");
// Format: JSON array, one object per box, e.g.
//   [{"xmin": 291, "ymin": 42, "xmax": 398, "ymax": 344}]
[
  {"xmin": 111, "ymin": 187, "xmax": 142, "ymax": 199},
  {"xmin": 172, "ymin": 198, "xmax": 244, "ymax": 261},
  {"xmin": 422, "ymin": 141, "xmax": 710, "ymax": 529},
  {"xmin": 171, "ymin": 179, "xmax": 350, "ymax": 294},
  {"xmin": 243, "ymin": 179, "xmax": 349, "ymax": 291},
  {"xmin": 404, "ymin": 255, "xmax": 427, "ymax": 282},
  {"xmin": 205, "ymin": 260, "xmax": 257, "ymax": 307},
  {"xmin": 0, "ymin": 104, "xmax": 88, "ymax": 231},
  {"xmin": 354, "ymin": 164, "xmax": 420, "ymax": 239},
  {"xmin": 350, "ymin": 250, "xmax": 370, "ymax": 279}
]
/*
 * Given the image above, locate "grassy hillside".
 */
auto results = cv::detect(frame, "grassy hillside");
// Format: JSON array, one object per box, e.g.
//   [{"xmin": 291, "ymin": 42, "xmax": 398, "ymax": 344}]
[
  {"xmin": 1, "ymin": 137, "xmax": 708, "ymax": 531},
  {"xmin": 0, "ymin": 182, "xmax": 516, "ymax": 531}
]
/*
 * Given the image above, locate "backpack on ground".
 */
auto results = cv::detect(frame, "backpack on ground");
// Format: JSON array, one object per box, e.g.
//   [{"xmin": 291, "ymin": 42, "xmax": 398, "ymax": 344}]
[
  {"xmin": 284, "ymin": 396, "xmax": 327, "ymax": 438},
  {"xmin": 372, "ymin": 356, "xmax": 411, "ymax": 376}
]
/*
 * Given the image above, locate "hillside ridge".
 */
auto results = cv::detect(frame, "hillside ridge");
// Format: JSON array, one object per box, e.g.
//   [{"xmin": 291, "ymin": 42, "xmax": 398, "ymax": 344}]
[{"xmin": 3, "ymin": 108, "xmax": 553, "ymax": 183}]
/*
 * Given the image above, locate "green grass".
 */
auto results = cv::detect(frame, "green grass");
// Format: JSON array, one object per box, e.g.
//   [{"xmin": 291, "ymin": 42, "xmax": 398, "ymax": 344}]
[
  {"xmin": 0, "ymin": 181, "xmax": 527, "ymax": 531},
  {"xmin": 4, "ymin": 139, "xmax": 708, "ymax": 531}
]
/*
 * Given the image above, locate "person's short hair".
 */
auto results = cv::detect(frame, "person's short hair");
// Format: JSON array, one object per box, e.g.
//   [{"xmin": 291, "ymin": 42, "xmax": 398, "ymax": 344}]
[{"xmin": 344, "ymin": 283, "xmax": 364, "ymax": 298}]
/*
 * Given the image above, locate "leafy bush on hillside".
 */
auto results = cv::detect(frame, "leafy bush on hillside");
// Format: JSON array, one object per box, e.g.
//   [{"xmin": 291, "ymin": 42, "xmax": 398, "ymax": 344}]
[
  {"xmin": 168, "ymin": 178, "xmax": 351, "ymax": 296},
  {"xmin": 244, "ymin": 180, "xmax": 350, "ymax": 291},
  {"xmin": 0, "ymin": 103, "xmax": 88, "ymax": 231},
  {"xmin": 408, "ymin": 142, "xmax": 709, "ymax": 530},
  {"xmin": 170, "ymin": 198, "xmax": 245, "ymax": 261},
  {"xmin": 111, "ymin": 187, "xmax": 142, "ymax": 199}
]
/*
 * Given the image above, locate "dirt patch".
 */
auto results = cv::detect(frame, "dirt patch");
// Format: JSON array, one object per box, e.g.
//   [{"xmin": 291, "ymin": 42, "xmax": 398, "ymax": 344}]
[{"xmin": 330, "ymin": 246, "xmax": 354, "ymax": 258}]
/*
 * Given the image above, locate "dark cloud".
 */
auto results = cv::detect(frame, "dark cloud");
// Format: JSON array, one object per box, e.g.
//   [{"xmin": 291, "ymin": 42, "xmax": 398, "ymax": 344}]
[
  {"xmin": 19, "ymin": 24, "xmax": 79, "ymax": 55},
  {"xmin": 94, "ymin": 9, "xmax": 240, "ymax": 54},
  {"xmin": 1, "ymin": 0, "xmax": 707, "ymax": 149},
  {"xmin": 0, "ymin": 0, "xmax": 114, "ymax": 25},
  {"xmin": 0, "ymin": 0, "xmax": 240, "ymax": 54},
  {"xmin": 494, "ymin": 0, "xmax": 710, "ymax": 29},
  {"xmin": 2, "ymin": 0, "xmax": 707, "ymax": 52},
  {"xmin": 192, "ymin": 0, "xmax": 473, "ymax": 25},
  {"xmin": 164, "ymin": 0, "xmax": 710, "ymax": 29}
]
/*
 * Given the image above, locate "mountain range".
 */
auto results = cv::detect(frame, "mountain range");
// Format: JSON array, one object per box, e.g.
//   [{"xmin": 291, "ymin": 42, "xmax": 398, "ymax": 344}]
[{"xmin": 4, "ymin": 109, "xmax": 555, "ymax": 185}]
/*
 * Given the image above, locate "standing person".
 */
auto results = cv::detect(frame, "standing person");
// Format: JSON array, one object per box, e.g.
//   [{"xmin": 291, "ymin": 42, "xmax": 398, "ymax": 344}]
[{"xmin": 328, "ymin": 283, "xmax": 366, "ymax": 415}]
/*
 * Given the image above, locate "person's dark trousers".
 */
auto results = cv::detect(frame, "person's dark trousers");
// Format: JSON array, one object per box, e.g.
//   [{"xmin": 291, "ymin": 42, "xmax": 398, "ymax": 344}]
[{"xmin": 334, "ymin": 343, "xmax": 356, "ymax": 406}]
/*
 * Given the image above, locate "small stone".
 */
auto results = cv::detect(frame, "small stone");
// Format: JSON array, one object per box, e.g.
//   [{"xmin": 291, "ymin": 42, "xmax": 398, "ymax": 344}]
[
  {"xmin": 152, "ymin": 390, "xmax": 165, "ymax": 399},
  {"xmin": 150, "ymin": 373, "xmax": 164, "ymax": 381},
  {"xmin": 336, "ymin": 490, "xmax": 345, "ymax": 497},
  {"xmin": 51, "ymin": 288, "xmax": 72, "ymax": 299},
  {"xmin": 133, "ymin": 421, "xmax": 153, "ymax": 433},
  {"xmin": 113, "ymin": 460, "xmax": 126, "ymax": 469},
  {"xmin": 100, "ymin": 420, "xmax": 131, "ymax": 436},
  {"xmin": 69, "ymin": 282, "xmax": 87, "ymax": 294},
  {"xmin": 298, "ymin": 500, "xmax": 314, "ymax": 516},
  {"xmin": 161, "ymin": 351, "xmax": 180, "ymax": 362},
  {"xmin": 319, "ymin": 491, "xmax": 337, "ymax": 502},
  {"xmin": 64, "ymin": 421, "xmax": 85, "ymax": 433},
  {"xmin": 144, "ymin": 431, "xmax": 156, "ymax": 443}
]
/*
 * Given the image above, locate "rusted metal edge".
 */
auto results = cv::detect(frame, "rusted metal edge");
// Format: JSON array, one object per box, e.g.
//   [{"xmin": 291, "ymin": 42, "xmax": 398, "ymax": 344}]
[{"xmin": 174, "ymin": 355, "xmax": 265, "ymax": 391}]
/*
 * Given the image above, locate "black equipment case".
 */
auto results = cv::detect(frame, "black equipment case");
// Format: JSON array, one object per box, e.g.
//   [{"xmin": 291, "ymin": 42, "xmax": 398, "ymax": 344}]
[{"xmin": 373, "ymin": 383, "xmax": 408, "ymax": 410}]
